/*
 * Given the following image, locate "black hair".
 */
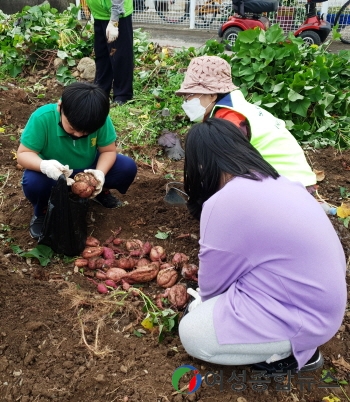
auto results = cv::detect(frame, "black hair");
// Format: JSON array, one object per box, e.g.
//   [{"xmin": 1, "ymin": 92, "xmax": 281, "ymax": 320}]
[
  {"xmin": 215, "ymin": 93, "xmax": 229, "ymax": 102},
  {"xmin": 184, "ymin": 118, "xmax": 280, "ymax": 220},
  {"xmin": 61, "ymin": 82, "xmax": 110, "ymax": 134}
]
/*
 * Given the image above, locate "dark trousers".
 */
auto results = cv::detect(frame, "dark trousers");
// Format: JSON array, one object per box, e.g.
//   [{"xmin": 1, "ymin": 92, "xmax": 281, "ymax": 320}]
[
  {"xmin": 93, "ymin": 17, "xmax": 134, "ymax": 102},
  {"xmin": 22, "ymin": 154, "xmax": 137, "ymax": 216}
]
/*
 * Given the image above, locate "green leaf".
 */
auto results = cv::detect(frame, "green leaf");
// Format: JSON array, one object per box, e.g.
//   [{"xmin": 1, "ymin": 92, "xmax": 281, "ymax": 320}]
[
  {"xmin": 17, "ymin": 245, "xmax": 54, "ymax": 266},
  {"xmin": 133, "ymin": 329, "xmax": 143, "ymax": 337},
  {"xmin": 155, "ymin": 231, "xmax": 170, "ymax": 240},
  {"xmin": 319, "ymin": 93, "xmax": 336, "ymax": 108},
  {"xmin": 10, "ymin": 245, "xmax": 23, "ymax": 254},
  {"xmin": 8, "ymin": 64, "xmax": 22, "ymax": 77},
  {"xmin": 343, "ymin": 216, "xmax": 350, "ymax": 228},
  {"xmin": 57, "ymin": 50, "xmax": 68, "ymax": 59},
  {"xmin": 272, "ymin": 82, "xmax": 284, "ymax": 93},
  {"xmin": 260, "ymin": 47, "xmax": 275, "ymax": 61},
  {"xmin": 289, "ymin": 98, "xmax": 311, "ymax": 117},
  {"xmin": 288, "ymin": 89, "xmax": 304, "ymax": 102}
]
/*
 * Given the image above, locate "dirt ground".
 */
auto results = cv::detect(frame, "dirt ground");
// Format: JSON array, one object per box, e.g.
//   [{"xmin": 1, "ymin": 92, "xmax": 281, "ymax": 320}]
[{"xmin": 0, "ymin": 76, "xmax": 350, "ymax": 402}]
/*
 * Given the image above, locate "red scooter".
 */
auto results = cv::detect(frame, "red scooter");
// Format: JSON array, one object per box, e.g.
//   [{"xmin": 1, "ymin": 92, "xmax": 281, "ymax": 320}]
[{"xmin": 218, "ymin": 0, "xmax": 331, "ymax": 49}]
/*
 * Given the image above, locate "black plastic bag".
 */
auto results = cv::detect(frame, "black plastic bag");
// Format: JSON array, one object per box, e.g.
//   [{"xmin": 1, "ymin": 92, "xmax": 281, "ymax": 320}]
[{"xmin": 38, "ymin": 175, "xmax": 89, "ymax": 256}]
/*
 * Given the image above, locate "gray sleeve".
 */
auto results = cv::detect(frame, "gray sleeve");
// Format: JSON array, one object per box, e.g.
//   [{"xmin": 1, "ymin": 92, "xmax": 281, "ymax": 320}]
[{"xmin": 111, "ymin": 0, "xmax": 125, "ymax": 20}]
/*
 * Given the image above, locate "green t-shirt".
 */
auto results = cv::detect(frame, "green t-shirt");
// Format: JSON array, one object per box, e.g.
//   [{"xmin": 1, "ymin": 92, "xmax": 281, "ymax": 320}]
[
  {"xmin": 86, "ymin": 0, "xmax": 133, "ymax": 19},
  {"xmin": 20, "ymin": 104, "xmax": 117, "ymax": 170}
]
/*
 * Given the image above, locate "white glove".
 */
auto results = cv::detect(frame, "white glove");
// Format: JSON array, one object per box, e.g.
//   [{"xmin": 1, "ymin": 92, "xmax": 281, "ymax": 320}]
[
  {"xmin": 84, "ymin": 169, "xmax": 105, "ymax": 197},
  {"xmin": 187, "ymin": 288, "xmax": 202, "ymax": 312},
  {"xmin": 66, "ymin": 178, "xmax": 75, "ymax": 186},
  {"xmin": 40, "ymin": 160, "xmax": 73, "ymax": 181},
  {"xmin": 106, "ymin": 21, "xmax": 119, "ymax": 43}
]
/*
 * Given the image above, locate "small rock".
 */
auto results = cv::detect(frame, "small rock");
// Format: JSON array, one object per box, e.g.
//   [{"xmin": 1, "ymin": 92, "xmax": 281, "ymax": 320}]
[
  {"xmin": 120, "ymin": 365, "xmax": 128, "ymax": 373},
  {"xmin": 77, "ymin": 57, "xmax": 96, "ymax": 81},
  {"xmin": 54, "ymin": 58, "xmax": 64, "ymax": 69},
  {"xmin": 95, "ymin": 374, "xmax": 105, "ymax": 383}
]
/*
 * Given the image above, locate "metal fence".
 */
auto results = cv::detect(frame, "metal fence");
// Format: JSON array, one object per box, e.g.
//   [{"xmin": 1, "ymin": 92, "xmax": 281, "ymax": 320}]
[{"xmin": 77, "ymin": 0, "xmax": 350, "ymax": 34}]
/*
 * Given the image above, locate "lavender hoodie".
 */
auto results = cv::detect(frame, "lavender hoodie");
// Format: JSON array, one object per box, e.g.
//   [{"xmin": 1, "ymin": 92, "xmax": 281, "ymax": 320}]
[{"xmin": 199, "ymin": 175, "xmax": 346, "ymax": 369}]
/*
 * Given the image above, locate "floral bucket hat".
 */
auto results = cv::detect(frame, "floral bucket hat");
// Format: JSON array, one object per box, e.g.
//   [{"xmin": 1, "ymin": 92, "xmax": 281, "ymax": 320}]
[{"xmin": 175, "ymin": 56, "xmax": 238, "ymax": 96}]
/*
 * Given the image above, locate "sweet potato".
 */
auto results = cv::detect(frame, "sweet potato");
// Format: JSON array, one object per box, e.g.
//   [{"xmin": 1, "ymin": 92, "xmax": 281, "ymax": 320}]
[
  {"xmin": 72, "ymin": 172, "xmax": 98, "ymax": 198},
  {"xmin": 129, "ymin": 249, "xmax": 143, "ymax": 257},
  {"xmin": 123, "ymin": 262, "xmax": 159, "ymax": 284},
  {"xmin": 142, "ymin": 241, "xmax": 152, "ymax": 256},
  {"xmin": 116, "ymin": 257, "xmax": 137, "ymax": 270},
  {"xmin": 86, "ymin": 236, "xmax": 100, "ymax": 247},
  {"xmin": 105, "ymin": 268, "xmax": 127, "ymax": 283},
  {"xmin": 88, "ymin": 257, "xmax": 103, "ymax": 270},
  {"xmin": 181, "ymin": 263, "xmax": 199, "ymax": 281},
  {"xmin": 125, "ymin": 239, "xmax": 143, "ymax": 251},
  {"xmin": 95, "ymin": 270, "xmax": 107, "ymax": 280},
  {"xmin": 103, "ymin": 259, "xmax": 120, "ymax": 268},
  {"xmin": 105, "ymin": 279, "xmax": 117, "ymax": 288},
  {"xmin": 136, "ymin": 258, "xmax": 151, "ymax": 267},
  {"xmin": 102, "ymin": 246, "xmax": 115, "ymax": 260},
  {"xmin": 167, "ymin": 284, "xmax": 189, "ymax": 309},
  {"xmin": 172, "ymin": 252, "xmax": 189, "ymax": 268},
  {"xmin": 112, "ymin": 238, "xmax": 125, "ymax": 246},
  {"xmin": 82, "ymin": 246, "xmax": 104, "ymax": 259},
  {"xmin": 157, "ymin": 268, "xmax": 178, "ymax": 288},
  {"xmin": 74, "ymin": 258, "xmax": 89, "ymax": 268},
  {"xmin": 149, "ymin": 246, "xmax": 166, "ymax": 262}
]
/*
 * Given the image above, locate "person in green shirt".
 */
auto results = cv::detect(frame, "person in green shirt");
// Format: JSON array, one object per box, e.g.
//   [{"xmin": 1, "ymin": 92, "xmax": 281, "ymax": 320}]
[
  {"xmin": 17, "ymin": 82, "xmax": 137, "ymax": 239},
  {"xmin": 86, "ymin": 0, "xmax": 134, "ymax": 105}
]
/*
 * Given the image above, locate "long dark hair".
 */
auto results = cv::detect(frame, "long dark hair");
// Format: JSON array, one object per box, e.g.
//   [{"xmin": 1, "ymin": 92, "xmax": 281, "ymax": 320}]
[{"xmin": 184, "ymin": 118, "xmax": 279, "ymax": 220}]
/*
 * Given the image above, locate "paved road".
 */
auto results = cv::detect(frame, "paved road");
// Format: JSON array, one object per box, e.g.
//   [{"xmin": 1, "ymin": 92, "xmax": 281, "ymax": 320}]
[{"xmin": 134, "ymin": 22, "xmax": 350, "ymax": 52}]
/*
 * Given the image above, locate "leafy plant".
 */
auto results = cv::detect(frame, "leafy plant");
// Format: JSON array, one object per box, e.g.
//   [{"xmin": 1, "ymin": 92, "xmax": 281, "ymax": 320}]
[
  {"xmin": 224, "ymin": 25, "xmax": 350, "ymax": 148},
  {"xmin": 131, "ymin": 288, "xmax": 178, "ymax": 342},
  {"xmin": 321, "ymin": 369, "xmax": 349, "ymax": 401},
  {"xmin": 0, "ymin": 3, "xmax": 94, "ymax": 79},
  {"xmin": 11, "ymin": 244, "xmax": 54, "ymax": 266}
]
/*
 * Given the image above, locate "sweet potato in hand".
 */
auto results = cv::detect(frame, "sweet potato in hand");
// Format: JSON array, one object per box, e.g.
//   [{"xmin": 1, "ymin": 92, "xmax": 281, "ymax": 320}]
[{"xmin": 71, "ymin": 172, "xmax": 98, "ymax": 198}]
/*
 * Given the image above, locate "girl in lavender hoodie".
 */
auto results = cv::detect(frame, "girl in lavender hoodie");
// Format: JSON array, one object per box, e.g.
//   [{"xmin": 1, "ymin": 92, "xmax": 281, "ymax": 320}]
[{"xmin": 179, "ymin": 118, "xmax": 346, "ymax": 374}]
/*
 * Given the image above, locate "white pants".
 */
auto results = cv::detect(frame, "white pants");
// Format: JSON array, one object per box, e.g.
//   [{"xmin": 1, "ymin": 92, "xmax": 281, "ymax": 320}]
[{"xmin": 179, "ymin": 295, "xmax": 292, "ymax": 365}]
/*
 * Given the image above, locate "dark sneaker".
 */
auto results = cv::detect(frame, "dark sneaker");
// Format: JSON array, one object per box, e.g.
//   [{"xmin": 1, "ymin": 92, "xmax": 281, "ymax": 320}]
[
  {"xmin": 29, "ymin": 215, "xmax": 45, "ymax": 240},
  {"xmin": 251, "ymin": 348, "xmax": 323, "ymax": 374},
  {"xmin": 93, "ymin": 190, "xmax": 124, "ymax": 209}
]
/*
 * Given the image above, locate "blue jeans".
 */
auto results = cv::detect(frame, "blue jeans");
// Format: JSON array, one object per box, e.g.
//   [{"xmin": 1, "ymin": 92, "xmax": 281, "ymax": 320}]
[{"xmin": 22, "ymin": 154, "xmax": 137, "ymax": 216}]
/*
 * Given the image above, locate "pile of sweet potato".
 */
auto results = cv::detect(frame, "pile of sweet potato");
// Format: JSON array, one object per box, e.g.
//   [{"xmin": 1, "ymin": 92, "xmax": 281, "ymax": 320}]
[{"xmin": 74, "ymin": 228, "xmax": 199, "ymax": 310}]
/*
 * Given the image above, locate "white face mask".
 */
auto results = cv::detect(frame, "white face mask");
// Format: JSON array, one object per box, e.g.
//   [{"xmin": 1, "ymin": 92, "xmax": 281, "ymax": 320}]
[{"xmin": 182, "ymin": 97, "xmax": 207, "ymax": 122}]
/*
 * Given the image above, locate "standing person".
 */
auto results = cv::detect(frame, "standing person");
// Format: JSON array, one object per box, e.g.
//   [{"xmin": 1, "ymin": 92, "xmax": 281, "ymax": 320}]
[
  {"xmin": 175, "ymin": 55, "xmax": 317, "ymax": 192},
  {"xmin": 179, "ymin": 118, "xmax": 346, "ymax": 373},
  {"xmin": 17, "ymin": 82, "xmax": 137, "ymax": 239},
  {"xmin": 86, "ymin": 0, "xmax": 133, "ymax": 105}
]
